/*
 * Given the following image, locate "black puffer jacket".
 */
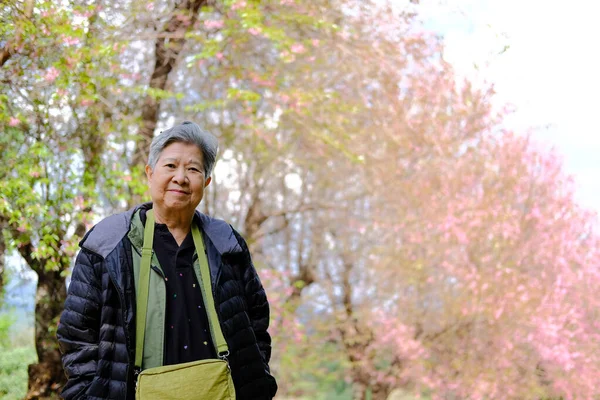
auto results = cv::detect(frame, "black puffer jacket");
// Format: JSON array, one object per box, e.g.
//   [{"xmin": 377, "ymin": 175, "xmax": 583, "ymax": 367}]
[{"xmin": 57, "ymin": 203, "xmax": 277, "ymax": 400}]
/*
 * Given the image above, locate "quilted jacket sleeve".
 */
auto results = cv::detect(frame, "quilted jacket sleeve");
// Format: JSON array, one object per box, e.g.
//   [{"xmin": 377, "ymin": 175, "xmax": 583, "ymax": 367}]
[
  {"xmin": 57, "ymin": 248, "xmax": 103, "ymax": 400},
  {"xmin": 234, "ymin": 230, "xmax": 273, "ymax": 366}
]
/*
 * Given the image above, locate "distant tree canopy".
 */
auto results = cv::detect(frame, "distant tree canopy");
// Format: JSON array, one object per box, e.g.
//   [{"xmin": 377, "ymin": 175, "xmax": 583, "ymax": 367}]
[{"xmin": 1, "ymin": 0, "xmax": 599, "ymax": 399}]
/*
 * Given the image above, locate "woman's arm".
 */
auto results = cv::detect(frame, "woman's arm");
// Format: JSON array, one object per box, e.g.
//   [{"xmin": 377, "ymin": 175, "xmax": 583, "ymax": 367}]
[
  {"xmin": 232, "ymin": 229, "xmax": 279, "ymax": 400},
  {"xmin": 56, "ymin": 249, "xmax": 102, "ymax": 399},
  {"xmin": 233, "ymin": 230, "xmax": 273, "ymax": 365}
]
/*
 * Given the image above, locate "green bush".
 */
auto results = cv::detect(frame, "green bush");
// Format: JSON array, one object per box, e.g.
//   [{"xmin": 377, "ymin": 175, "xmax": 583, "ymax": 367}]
[
  {"xmin": 0, "ymin": 345, "xmax": 37, "ymax": 400},
  {"xmin": 0, "ymin": 313, "xmax": 13, "ymax": 347},
  {"xmin": 0, "ymin": 313, "xmax": 37, "ymax": 400}
]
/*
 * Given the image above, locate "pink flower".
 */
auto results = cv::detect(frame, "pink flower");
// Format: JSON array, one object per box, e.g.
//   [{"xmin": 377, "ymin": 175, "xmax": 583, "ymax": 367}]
[
  {"xmin": 9, "ymin": 117, "xmax": 19, "ymax": 127},
  {"xmin": 248, "ymin": 27, "xmax": 261, "ymax": 36},
  {"xmin": 74, "ymin": 10, "xmax": 93, "ymax": 18},
  {"xmin": 44, "ymin": 66, "xmax": 60, "ymax": 83},
  {"xmin": 146, "ymin": 3, "xmax": 154, "ymax": 10},
  {"xmin": 290, "ymin": 43, "xmax": 305, "ymax": 54},
  {"xmin": 215, "ymin": 52, "xmax": 224, "ymax": 60},
  {"xmin": 231, "ymin": 1, "xmax": 246, "ymax": 10},
  {"xmin": 312, "ymin": 39, "xmax": 320, "ymax": 47},
  {"xmin": 494, "ymin": 306, "xmax": 504, "ymax": 320},
  {"xmin": 204, "ymin": 20, "xmax": 224, "ymax": 29},
  {"xmin": 62, "ymin": 35, "xmax": 80, "ymax": 46}
]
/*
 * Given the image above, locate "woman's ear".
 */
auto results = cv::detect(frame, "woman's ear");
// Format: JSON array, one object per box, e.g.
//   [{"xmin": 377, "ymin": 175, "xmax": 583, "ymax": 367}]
[{"xmin": 145, "ymin": 165, "xmax": 153, "ymax": 184}]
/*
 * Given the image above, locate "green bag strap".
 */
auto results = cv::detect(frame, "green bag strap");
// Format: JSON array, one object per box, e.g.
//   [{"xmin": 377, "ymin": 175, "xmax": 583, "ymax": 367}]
[
  {"xmin": 135, "ymin": 209, "xmax": 155, "ymax": 369},
  {"xmin": 191, "ymin": 223, "xmax": 230, "ymax": 359},
  {"xmin": 135, "ymin": 209, "xmax": 229, "ymax": 371}
]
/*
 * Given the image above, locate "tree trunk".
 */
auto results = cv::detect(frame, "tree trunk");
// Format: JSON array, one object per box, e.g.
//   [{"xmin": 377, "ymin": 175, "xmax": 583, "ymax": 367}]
[
  {"xmin": 337, "ymin": 257, "xmax": 392, "ymax": 400},
  {"xmin": 131, "ymin": 0, "xmax": 208, "ymax": 184},
  {"xmin": 26, "ymin": 269, "xmax": 67, "ymax": 399},
  {"xmin": 244, "ymin": 193, "xmax": 268, "ymax": 243},
  {"xmin": 0, "ymin": 218, "xmax": 6, "ymax": 303}
]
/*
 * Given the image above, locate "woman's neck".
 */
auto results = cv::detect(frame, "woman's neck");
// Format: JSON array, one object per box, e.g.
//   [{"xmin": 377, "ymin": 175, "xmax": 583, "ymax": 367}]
[{"xmin": 152, "ymin": 206, "xmax": 194, "ymax": 246}]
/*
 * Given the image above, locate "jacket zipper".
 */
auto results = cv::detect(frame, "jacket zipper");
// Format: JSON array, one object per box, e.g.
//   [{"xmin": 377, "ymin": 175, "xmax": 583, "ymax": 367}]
[
  {"xmin": 151, "ymin": 265, "xmax": 165, "ymax": 279},
  {"xmin": 195, "ymin": 233, "xmax": 227, "ymax": 361},
  {"xmin": 211, "ymin": 255, "xmax": 225, "ymax": 359}
]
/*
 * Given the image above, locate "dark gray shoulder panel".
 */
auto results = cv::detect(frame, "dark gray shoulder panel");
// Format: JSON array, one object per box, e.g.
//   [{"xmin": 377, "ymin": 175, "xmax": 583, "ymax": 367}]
[
  {"xmin": 80, "ymin": 209, "xmax": 136, "ymax": 259},
  {"xmin": 197, "ymin": 212, "xmax": 243, "ymax": 255}
]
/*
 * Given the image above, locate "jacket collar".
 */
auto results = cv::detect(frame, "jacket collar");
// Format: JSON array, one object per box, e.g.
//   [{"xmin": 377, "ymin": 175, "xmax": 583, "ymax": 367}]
[{"xmin": 80, "ymin": 202, "xmax": 242, "ymax": 259}]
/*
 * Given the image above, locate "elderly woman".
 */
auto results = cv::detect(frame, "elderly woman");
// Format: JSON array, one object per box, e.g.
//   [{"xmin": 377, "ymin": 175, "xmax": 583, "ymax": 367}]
[{"xmin": 57, "ymin": 122, "xmax": 277, "ymax": 400}]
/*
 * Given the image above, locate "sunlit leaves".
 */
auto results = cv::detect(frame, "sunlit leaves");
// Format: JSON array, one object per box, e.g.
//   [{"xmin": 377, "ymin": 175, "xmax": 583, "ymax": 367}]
[{"xmin": 0, "ymin": 0, "xmax": 135, "ymax": 272}]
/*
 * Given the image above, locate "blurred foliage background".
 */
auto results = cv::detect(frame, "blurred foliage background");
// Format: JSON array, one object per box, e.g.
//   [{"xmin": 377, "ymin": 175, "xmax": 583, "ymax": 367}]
[{"xmin": 1, "ymin": 0, "xmax": 599, "ymax": 399}]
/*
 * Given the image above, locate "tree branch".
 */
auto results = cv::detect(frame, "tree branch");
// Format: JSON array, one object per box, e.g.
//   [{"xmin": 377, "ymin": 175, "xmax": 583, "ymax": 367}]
[
  {"xmin": 132, "ymin": 0, "xmax": 209, "ymax": 172},
  {"xmin": 0, "ymin": 0, "xmax": 34, "ymax": 67}
]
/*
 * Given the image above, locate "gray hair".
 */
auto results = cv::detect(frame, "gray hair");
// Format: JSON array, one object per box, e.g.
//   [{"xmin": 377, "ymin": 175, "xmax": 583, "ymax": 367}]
[{"xmin": 147, "ymin": 121, "xmax": 219, "ymax": 178}]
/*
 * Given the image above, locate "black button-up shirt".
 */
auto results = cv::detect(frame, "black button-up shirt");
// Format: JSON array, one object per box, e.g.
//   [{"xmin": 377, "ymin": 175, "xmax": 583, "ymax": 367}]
[{"xmin": 141, "ymin": 210, "xmax": 216, "ymax": 365}]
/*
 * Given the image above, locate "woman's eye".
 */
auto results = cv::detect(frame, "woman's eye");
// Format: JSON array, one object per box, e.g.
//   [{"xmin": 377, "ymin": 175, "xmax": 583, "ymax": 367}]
[
  {"xmin": 189, "ymin": 167, "xmax": 200, "ymax": 172},
  {"xmin": 165, "ymin": 164, "xmax": 176, "ymax": 168}
]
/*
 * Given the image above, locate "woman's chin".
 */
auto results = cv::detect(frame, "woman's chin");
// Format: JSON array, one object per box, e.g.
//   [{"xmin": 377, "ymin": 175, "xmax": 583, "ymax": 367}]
[{"xmin": 161, "ymin": 200, "xmax": 200, "ymax": 213}]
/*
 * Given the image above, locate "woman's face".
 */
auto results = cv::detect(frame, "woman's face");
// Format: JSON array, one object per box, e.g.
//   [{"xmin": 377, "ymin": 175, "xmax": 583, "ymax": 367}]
[{"xmin": 145, "ymin": 141, "xmax": 211, "ymax": 216}]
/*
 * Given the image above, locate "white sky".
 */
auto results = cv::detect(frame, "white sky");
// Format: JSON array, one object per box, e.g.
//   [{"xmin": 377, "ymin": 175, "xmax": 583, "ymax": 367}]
[{"xmin": 415, "ymin": 0, "xmax": 600, "ymax": 216}]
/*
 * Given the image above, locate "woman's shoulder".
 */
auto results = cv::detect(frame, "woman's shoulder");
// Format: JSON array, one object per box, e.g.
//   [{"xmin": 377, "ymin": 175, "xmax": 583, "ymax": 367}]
[
  {"xmin": 79, "ymin": 207, "xmax": 140, "ymax": 258},
  {"xmin": 196, "ymin": 212, "xmax": 246, "ymax": 255}
]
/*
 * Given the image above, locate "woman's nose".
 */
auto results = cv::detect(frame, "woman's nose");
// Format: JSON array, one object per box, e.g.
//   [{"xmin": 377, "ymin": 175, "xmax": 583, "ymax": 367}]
[{"xmin": 172, "ymin": 168, "xmax": 188, "ymax": 183}]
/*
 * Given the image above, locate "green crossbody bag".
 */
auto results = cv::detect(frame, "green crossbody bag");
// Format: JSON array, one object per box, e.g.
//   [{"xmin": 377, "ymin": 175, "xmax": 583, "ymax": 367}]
[{"xmin": 135, "ymin": 209, "xmax": 236, "ymax": 399}]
